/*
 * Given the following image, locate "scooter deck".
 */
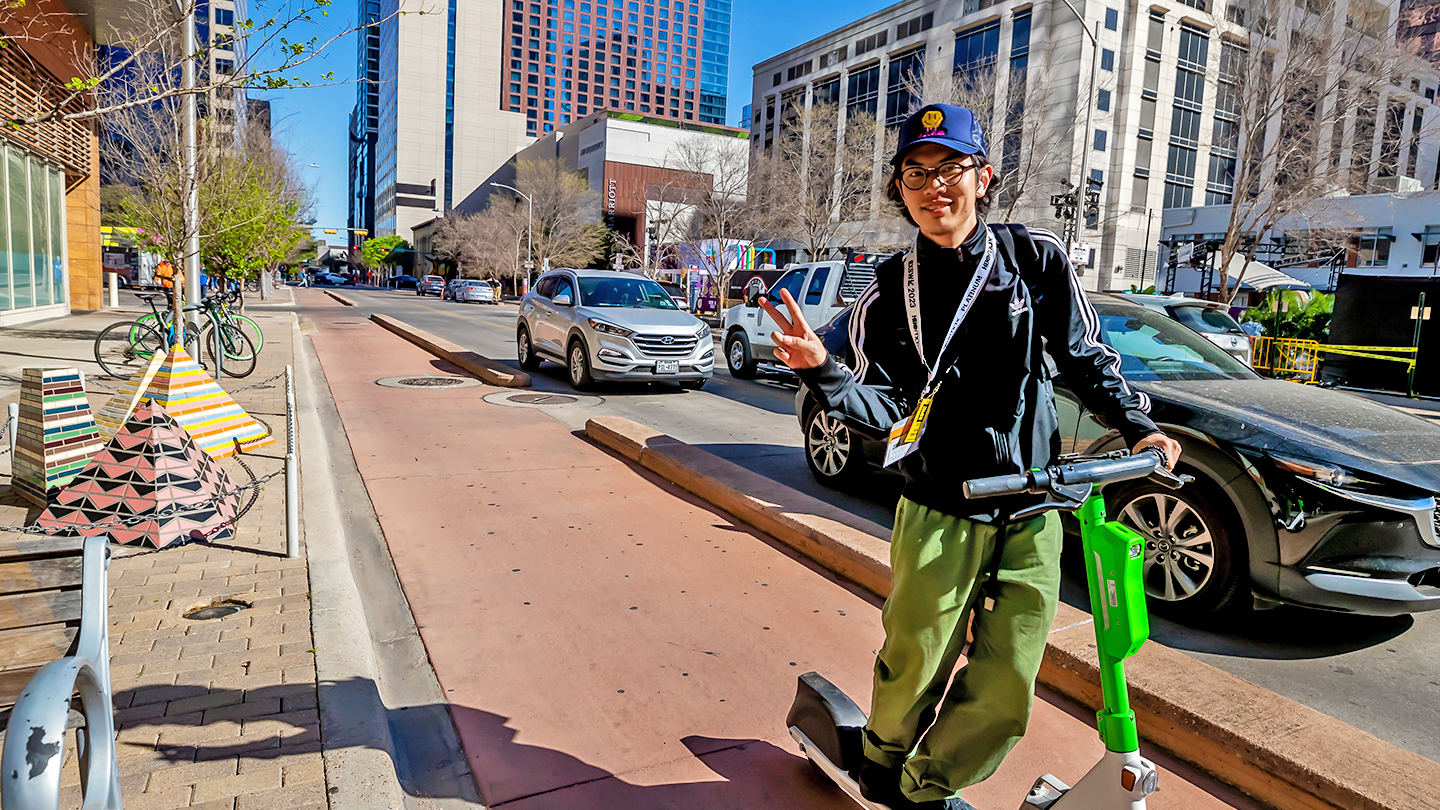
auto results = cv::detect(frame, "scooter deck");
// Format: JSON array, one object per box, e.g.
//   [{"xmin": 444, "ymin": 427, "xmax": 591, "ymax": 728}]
[{"xmin": 789, "ymin": 725, "xmax": 893, "ymax": 810}]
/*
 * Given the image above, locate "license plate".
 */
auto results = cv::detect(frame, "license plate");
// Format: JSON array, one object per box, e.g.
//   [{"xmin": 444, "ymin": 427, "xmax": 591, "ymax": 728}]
[{"xmin": 655, "ymin": 360, "xmax": 679, "ymax": 375}]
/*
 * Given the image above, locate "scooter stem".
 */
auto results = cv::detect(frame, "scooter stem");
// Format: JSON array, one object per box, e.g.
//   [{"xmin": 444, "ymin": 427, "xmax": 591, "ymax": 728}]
[{"xmin": 1075, "ymin": 494, "xmax": 1148, "ymax": 754}]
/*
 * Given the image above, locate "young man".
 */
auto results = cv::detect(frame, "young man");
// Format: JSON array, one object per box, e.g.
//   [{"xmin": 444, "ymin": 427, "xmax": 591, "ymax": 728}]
[{"xmin": 760, "ymin": 104, "xmax": 1180, "ymax": 809}]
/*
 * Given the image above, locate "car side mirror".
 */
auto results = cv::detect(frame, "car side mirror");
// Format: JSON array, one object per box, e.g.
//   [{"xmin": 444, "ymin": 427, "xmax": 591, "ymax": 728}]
[{"xmin": 553, "ymin": 293, "xmax": 573, "ymax": 307}]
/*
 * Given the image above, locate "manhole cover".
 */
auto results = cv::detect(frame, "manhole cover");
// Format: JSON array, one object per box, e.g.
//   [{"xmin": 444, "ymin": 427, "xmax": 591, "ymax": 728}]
[
  {"xmin": 376, "ymin": 375, "xmax": 483, "ymax": 389},
  {"xmin": 183, "ymin": 598, "xmax": 251, "ymax": 621},
  {"xmin": 483, "ymin": 391, "xmax": 603, "ymax": 408},
  {"xmin": 509, "ymin": 393, "xmax": 578, "ymax": 405}
]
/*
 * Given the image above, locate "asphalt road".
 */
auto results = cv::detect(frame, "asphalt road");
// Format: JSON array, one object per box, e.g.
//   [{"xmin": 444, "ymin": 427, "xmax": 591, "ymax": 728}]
[{"xmin": 299, "ymin": 284, "xmax": 1440, "ymax": 764}]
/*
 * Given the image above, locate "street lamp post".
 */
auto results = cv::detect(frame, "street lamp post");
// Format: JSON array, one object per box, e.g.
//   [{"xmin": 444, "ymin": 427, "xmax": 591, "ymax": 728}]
[
  {"xmin": 176, "ymin": 0, "xmax": 200, "ymax": 340},
  {"xmin": 491, "ymin": 183, "xmax": 533, "ymax": 293},
  {"xmin": 1056, "ymin": 0, "xmax": 1102, "ymax": 255}
]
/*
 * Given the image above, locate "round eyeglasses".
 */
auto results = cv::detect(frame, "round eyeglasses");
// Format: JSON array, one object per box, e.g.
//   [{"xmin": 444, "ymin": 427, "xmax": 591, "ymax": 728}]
[{"xmin": 899, "ymin": 162, "xmax": 977, "ymax": 191}]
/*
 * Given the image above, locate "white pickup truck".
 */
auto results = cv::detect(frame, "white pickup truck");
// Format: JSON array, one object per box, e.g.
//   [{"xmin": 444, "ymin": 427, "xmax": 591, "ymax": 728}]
[{"xmin": 722, "ymin": 253, "xmax": 889, "ymax": 378}]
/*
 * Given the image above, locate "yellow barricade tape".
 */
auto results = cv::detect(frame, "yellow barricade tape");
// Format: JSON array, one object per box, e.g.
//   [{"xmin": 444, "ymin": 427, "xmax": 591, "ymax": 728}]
[{"xmin": 1318, "ymin": 344, "xmax": 1417, "ymax": 355}]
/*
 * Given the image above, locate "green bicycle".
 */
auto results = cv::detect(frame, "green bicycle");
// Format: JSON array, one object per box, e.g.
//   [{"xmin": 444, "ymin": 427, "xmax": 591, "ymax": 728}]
[
  {"xmin": 93, "ymin": 292, "xmax": 258, "ymax": 380},
  {"xmin": 131, "ymin": 288, "xmax": 264, "ymax": 356}
]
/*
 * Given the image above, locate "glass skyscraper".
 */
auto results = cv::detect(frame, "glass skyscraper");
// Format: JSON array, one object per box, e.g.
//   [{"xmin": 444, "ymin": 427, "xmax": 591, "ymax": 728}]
[{"xmin": 502, "ymin": 0, "xmax": 729, "ymax": 136}]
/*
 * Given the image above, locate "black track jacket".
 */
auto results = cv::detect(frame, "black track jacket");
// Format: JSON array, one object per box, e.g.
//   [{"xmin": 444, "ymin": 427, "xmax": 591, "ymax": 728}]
[{"xmin": 796, "ymin": 221, "xmax": 1160, "ymax": 522}]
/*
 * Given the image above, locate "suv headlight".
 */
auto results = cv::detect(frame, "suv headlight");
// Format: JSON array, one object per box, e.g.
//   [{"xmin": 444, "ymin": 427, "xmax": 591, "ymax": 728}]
[
  {"xmin": 588, "ymin": 318, "xmax": 634, "ymax": 337},
  {"xmin": 694, "ymin": 324, "xmax": 711, "ymax": 338}
]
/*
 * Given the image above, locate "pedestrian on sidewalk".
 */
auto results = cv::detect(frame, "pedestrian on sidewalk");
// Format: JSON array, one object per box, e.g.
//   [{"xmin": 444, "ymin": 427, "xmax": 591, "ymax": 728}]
[{"xmin": 760, "ymin": 104, "xmax": 1181, "ymax": 810}]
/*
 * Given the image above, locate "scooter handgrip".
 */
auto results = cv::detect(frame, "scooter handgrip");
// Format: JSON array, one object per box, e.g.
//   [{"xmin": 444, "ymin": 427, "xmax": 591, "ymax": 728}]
[{"xmin": 963, "ymin": 473, "xmax": 1031, "ymax": 499}]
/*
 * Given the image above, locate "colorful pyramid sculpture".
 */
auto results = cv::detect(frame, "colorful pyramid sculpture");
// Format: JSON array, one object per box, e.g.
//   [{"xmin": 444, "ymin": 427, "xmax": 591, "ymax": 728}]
[
  {"xmin": 94, "ymin": 349, "xmax": 165, "ymax": 444},
  {"xmin": 12, "ymin": 368, "xmax": 105, "ymax": 507},
  {"xmin": 94, "ymin": 345, "xmax": 273, "ymax": 460},
  {"xmin": 38, "ymin": 400, "xmax": 241, "ymax": 547}
]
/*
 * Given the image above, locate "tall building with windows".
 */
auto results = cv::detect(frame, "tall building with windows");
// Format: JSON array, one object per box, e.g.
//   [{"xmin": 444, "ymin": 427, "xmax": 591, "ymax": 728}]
[
  {"xmin": 371, "ymin": 0, "xmax": 730, "ymax": 238},
  {"xmin": 753, "ymin": 0, "xmax": 1440, "ymax": 291},
  {"xmin": 348, "ymin": 0, "xmax": 381, "ymax": 240}
]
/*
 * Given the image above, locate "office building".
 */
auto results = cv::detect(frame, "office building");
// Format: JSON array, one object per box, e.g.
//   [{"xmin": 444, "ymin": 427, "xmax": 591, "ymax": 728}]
[
  {"xmin": 1, "ymin": 0, "xmax": 104, "ymax": 321},
  {"xmin": 348, "ymin": 0, "xmax": 382, "ymax": 241},
  {"xmin": 752, "ymin": 0, "xmax": 1440, "ymax": 291}
]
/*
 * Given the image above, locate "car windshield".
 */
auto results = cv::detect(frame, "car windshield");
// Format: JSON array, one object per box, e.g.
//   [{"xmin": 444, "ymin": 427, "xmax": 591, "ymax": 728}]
[
  {"xmin": 1094, "ymin": 304, "xmax": 1258, "ymax": 381},
  {"xmin": 579, "ymin": 277, "xmax": 678, "ymax": 309},
  {"xmin": 1171, "ymin": 305, "xmax": 1245, "ymax": 335}
]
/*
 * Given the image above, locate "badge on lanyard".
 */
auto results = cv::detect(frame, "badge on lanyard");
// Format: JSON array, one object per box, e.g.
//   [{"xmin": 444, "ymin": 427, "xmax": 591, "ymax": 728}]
[{"xmin": 882, "ymin": 227, "xmax": 998, "ymax": 468}]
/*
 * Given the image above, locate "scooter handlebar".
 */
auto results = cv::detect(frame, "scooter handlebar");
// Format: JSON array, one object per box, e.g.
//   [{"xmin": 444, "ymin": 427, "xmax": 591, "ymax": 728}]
[{"xmin": 963, "ymin": 449, "xmax": 1176, "ymax": 500}]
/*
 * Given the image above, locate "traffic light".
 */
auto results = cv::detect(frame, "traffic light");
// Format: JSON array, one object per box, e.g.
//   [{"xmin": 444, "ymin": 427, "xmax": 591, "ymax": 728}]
[
  {"xmin": 323, "ymin": 229, "xmax": 338, "ymax": 234},
  {"xmin": 355, "ymin": 230, "xmax": 369, "ymax": 236}
]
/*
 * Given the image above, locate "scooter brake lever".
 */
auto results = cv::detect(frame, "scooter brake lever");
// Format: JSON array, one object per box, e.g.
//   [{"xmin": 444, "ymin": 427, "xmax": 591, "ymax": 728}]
[{"xmin": 1149, "ymin": 467, "xmax": 1193, "ymax": 490}]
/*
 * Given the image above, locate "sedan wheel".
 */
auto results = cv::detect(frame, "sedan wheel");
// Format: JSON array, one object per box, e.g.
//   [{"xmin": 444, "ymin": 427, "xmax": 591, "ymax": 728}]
[
  {"xmin": 1107, "ymin": 476, "xmax": 1245, "ymax": 622},
  {"xmin": 804, "ymin": 407, "xmax": 863, "ymax": 487}
]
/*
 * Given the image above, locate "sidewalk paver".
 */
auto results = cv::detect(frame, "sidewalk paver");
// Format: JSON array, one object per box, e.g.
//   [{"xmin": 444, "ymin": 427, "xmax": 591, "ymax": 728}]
[{"xmin": 0, "ymin": 298, "xmax": 324, "ymax": 810}]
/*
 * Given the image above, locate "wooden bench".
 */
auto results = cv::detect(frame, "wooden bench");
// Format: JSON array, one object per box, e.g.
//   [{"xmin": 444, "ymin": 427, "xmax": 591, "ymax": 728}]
[{"xmin": 0, "ymin": 534, "xmax": 121, "ymax": 809}]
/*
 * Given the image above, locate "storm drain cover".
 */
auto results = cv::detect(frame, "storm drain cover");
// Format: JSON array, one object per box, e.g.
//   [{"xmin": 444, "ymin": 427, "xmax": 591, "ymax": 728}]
[
  {"xmin": 509, "ymin": 393, "xmax": 578, "ymax": 405},
  {"xmin": 183, "ymin": 599, "xmax": 251, "ymax": 621},
  {"xmin": 376, "ymin": 375, "xmax": 483, "ymax": 389},
  {"xmin": 483, "ymin": 391, "xmax": 603, "ymax": 408}
]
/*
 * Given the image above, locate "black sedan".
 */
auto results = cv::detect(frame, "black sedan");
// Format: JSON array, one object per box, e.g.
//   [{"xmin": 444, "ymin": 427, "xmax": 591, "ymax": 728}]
[{"xmin": 795, "ymin": 294, "xmax": 1440, "ymax": 621}]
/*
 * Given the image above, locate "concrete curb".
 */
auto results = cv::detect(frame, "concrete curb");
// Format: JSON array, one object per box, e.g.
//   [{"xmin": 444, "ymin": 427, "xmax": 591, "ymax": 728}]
[
  {"xmin": 583, "ymin": 414, "xmax": 1440, "ymax": 810},
  {"xmin": 323, "ymin": 290, "xmax": 357, "ymax": 306},
  {"xmin": 369, "ymin": 312, "xmax": 531, "ymax": 388}
]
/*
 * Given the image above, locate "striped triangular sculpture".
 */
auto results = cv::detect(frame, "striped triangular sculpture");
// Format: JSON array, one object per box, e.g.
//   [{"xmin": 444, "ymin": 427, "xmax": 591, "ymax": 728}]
[
  {"xmin": 38, "ymin": 400, "xmax": 240, "ymax": 547},
  {"xmin": 12, "ymin": 367, "xmax": 105, "ymax": 507},
  {"xmin": 95, "ymin": 345, "xmax": 273, "ymax": 460},
  {"xmin": 94, "ymin": 349, "xmax": 165, "ymax": 444}
]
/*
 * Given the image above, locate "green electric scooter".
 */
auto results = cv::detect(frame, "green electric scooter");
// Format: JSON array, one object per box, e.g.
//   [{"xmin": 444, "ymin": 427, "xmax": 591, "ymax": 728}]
[{"xmin": 786, "ymin": 448, "xmax": 1190, "ymax": 810}]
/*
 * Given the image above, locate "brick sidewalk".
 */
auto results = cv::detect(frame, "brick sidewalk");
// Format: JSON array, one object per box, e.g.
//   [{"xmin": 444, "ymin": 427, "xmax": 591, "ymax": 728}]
[{"xmin": 0, "ymin": 306, "xmax": 326, "ymax": 809}]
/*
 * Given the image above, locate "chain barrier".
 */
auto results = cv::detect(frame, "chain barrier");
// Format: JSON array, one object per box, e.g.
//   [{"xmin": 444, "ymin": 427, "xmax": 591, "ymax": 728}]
[
  {"xmin": 0, "ymin": 469, "xmax": 282, "ymax": 538},
  {"xmin": 0, "ymin": 418, "xmax": 10, "ymax": 456}
]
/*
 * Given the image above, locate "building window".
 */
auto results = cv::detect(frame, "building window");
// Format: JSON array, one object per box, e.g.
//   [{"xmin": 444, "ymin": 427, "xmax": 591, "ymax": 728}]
[
  {"xmin": 215, "ymin": 58, "xmax": 234, "ymax": 74},
  {"xmin": 0, "ymin": 143, "xmax": 66, "ymax": 311},
  {"xmin": 1094, "ymin": 129, "xmax": 1107, "ymax": 151},
  {"xmin": 1421, "ymin": 225, "xmax": 1440, "ymax": 268},
  {"xmin": 814, "ymin": 77, "xmax": 840, "ymax": 106},
  {"xmin": 954, "ymin": 21, "xmax": 999, "ymax": 71},
  {"xmin": 885, "ymin": 47, "xmax": 925, "ymax": 127},
  {"xmin": 1100, "ymin": 49, "xmax": 1114, "ymax": 71},
  {"xmin": 213, "ymin": 6, "xmax": 234, "ymax": 25},
  {"xmin": 847, "ymin": 63, "xmax": 880, "ymax": 120},
  {"xmin": 1097, "ymin": 89, "xmax": 1110, "ymax": 111},
  {"xmin": 1105, "ymin": 7, "xmax": 1118, "ymax": 30},
  {"xmin": 1356, "ymin": 230, "xmax": 1392, "ymax": 267},
  {"xmin": 896, "ymin": 11, "xmax": 933, "ymax": 40}
]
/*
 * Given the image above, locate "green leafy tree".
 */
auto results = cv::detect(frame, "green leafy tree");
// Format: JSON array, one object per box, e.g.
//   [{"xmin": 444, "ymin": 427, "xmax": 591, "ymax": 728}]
[
  {"xmin": 1242, "ymin": 290, "xmax": 1334, "ymax": 342},
  {"xmin": 361, "ymin": 235, "xmax": 409, "ymax": 269}
]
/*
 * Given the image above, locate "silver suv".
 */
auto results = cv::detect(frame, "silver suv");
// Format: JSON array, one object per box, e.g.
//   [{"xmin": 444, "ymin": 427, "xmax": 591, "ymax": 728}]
[{"xmin": 516, "ymin": 269, "xmax": 715, "ymax": 389}]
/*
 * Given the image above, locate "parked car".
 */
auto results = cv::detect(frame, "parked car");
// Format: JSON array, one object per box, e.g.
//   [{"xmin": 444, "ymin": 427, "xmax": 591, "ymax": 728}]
[
  {"xmin": 1117, "ymin": 293, "xmax": 1253, "ymax": 366},
  {"xmin": 453, "ymin": 279, "xmax": 498, "ymax": 304},
  {"xmin": 659, "ymin": 281, "xmax": 689, "ymax": 310},
  {"xmin": 441, "ymin": 278, "xmax": 465, "ymax": 300},
  {"xmin": 314, "ymin": 272, "xmax": 351, "ymax": 286},
  {"xmin": 797, "ymin": 294, "xmax": 1440, "ymax": 621},
  {"xmin": 390, "ymin": 274, "xmax": 419, "ymax": 290},
  {"xmin": 722, "ymin": 253, "xmax": 889, "ymax": 379},
  {"xmin": 417, "ymin": 275, "xmax": 445, "ymax": 296},
  {"xmin": 516, "ymin": 269, "xmax": 714, "ymax": 390}
]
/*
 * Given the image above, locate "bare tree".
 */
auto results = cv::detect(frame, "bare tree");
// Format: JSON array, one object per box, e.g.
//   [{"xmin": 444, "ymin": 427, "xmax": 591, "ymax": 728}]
[
  {"xmin": 1, "ymin": 0, "xmax": 418, "ymax": 128},
  {"xmin": 433, "ymin": 207, "xmax": 527, "ymax": 281},
  {"xmin": 647, "ymin": 134, "xmax": 763, "ymax": 310},
  {"xmin": 1208, "ymin": 0, "xmax": 1433, "ymax": 301},
  {"xmin": 490, "ymin": 158, "xmax": 606, "ymax": 271},
  {"xmin": 749, "ymin": 102, "xmax": 879, "ymax": 261}
]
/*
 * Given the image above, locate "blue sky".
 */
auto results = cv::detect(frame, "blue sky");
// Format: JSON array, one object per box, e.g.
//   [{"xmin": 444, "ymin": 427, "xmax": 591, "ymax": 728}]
[{"xmin": 261, "ymin": 0, "xmax": 881, "ymax": 243}]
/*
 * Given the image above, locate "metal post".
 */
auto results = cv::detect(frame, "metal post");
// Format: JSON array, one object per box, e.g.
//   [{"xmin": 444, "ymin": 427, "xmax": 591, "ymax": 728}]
[
  {"xmin": 1139, "ymin": 209, "xmax": 1154, "ymax": 291},
  {"xmin": 106, "ymin": 272, "xmax": 119, "ymax": 308},
  {"xmin": 182, "ymin": 0, "xmax": 202, "ymax": 338},
  {"xmin": 285, "ymin": 364, "xmax": 299, "ymax": 558},
  {"xmin": 7, "ymin": 402, "xmax": 17, "ymax": 459},
  {"xmin": 1410, "ymin": 292, "xmax": 1426, "ymax": 398},
  {"xmin": 1072, "ymin": 19, "xmax": 1102, "ymax": 252}
]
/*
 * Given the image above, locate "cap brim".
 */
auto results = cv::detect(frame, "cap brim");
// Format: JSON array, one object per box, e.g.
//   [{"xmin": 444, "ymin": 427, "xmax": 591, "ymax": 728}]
[{"xmin": 892, "ymin": 136, "xmax": 984, "ymax": 165}]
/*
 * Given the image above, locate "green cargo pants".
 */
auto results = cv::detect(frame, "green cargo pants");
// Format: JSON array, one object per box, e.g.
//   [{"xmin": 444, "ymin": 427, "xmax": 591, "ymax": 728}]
[{"xmin": 863, "ymin": 498, "xmax": 1062, "ymax": 803}]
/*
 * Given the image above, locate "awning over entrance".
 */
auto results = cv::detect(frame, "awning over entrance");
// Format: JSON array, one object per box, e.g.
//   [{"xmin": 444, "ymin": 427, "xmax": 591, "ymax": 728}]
[{"xmin": 1222, "ymin": 255, "xmax": 1313, "ymax": 290}]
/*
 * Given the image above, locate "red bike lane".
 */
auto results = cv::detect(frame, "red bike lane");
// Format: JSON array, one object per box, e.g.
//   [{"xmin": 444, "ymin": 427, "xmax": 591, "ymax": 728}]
[{"xmin": 304, "ymin": 293, "xmax": 1243, "ymax": 809}]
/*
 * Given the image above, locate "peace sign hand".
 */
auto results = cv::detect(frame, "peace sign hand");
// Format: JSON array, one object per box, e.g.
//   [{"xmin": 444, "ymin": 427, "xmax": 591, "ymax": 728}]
[{"xmin": 758, "ymin": 288, "xmax": 829, "ymax": 370}]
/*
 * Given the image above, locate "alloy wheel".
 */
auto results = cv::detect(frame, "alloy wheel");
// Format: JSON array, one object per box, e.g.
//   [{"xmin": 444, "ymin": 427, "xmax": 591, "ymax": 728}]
[
  {"xmin": 1118, "ymin": 493, "xmax": 1217, "ymax": 603},
  {"xmin": 806, "ymin": 411, "xmax": 852, "ymax": 478},
  {"xmin": 570, "ymin": 345, "xmax": 585, "ymax": 385},
  {"xmin": 728, "ymin": 339, "xmax": 746, "ymax": 372}
]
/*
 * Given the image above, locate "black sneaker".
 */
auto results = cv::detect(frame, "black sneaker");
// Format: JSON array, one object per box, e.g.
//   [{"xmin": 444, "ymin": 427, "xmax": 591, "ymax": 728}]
[{"xmin": 857, "ymin": 759, "xmax": 903, "ymax": 805}]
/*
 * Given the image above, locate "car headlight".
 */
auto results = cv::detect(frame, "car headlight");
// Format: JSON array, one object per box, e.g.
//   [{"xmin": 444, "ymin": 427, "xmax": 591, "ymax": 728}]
[
  {"xmin": 694, "ymin": 324, "xmax": 711, "ymax": 338},
  {"xmin": 1271, "ymin": 455, "xmax": 1367, "ymax": 488},
  {"xmin": 589, "ymin": 318, "xmax": 634, "ymax": 337}
]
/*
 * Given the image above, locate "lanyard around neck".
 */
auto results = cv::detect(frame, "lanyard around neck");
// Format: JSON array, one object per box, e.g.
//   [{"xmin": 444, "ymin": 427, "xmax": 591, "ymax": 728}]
[{"xmin": 903, "ymin": 225, "xmax": 998, "ymax": 390}]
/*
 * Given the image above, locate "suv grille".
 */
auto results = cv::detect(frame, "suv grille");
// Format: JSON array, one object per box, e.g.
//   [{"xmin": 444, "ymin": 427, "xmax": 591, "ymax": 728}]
[
  {"xmin": 1433, "ymin": 503, "xmax": 1439, "ymax": 541},
  {"xmin": 633, "ymin": 333, "xmax": 698, "ymax": 357}
]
